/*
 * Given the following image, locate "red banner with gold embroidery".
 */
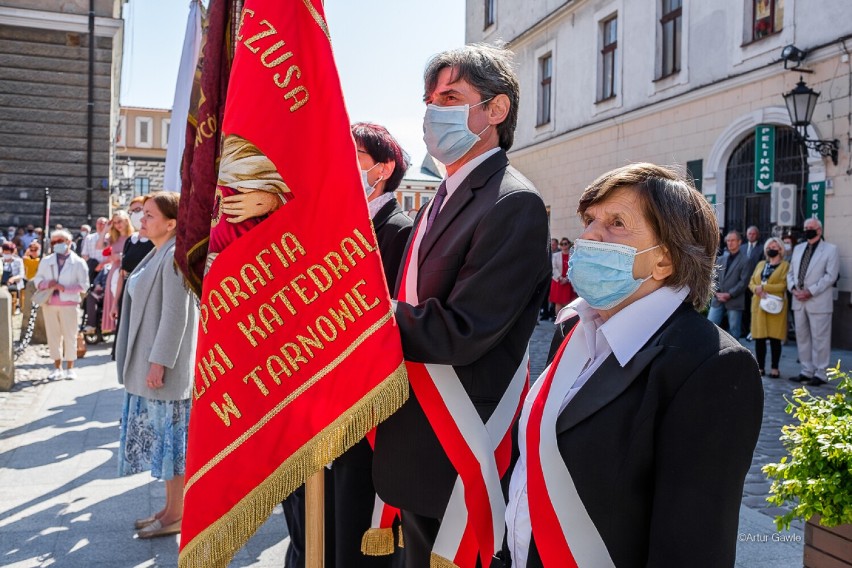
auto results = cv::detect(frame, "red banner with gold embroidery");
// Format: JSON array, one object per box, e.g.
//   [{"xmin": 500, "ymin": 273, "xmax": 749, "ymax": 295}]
[{"xmin": 178, "ymin": 2, "xmax": 408, "ymax": 566}]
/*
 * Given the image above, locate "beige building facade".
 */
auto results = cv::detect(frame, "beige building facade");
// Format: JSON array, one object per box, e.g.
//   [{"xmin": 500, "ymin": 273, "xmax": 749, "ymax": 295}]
[
  {"xmin": 114, "ymin": 106, "xmax": 170, "ymax": 206},
  {"xmin": 467, "ymin": 0, "xmax": 852, "ymax": 347}
]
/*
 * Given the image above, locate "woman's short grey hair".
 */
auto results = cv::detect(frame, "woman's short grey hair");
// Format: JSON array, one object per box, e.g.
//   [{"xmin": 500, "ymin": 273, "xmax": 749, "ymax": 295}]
[
  {"xmin": 50, "ymin": 229, "xmax": 73, "ymax": 243},
  {"xmin": 423, "ymin": 43, "xmax": 519, "ymax": 150},
  {"xmin": 577, "ymin": 163, "xmax": 720, "ymax": 310},
  {"xmin": 764, "ymin": 237, "xmax": 786, "ymax": 258}
]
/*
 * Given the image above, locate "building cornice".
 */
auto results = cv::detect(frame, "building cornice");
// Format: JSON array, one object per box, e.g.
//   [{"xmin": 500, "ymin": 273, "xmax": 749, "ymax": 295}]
[
  {"xmin": 0, "ymin": 6, "xmax": 122, "ymax": 38},
  {"xmin": 510, "ymin": 38, "xmax": 851, "ymax": 160},
  {"xmin": 504, "ymin": 1, "xmax": 586, "ymax": 49}
]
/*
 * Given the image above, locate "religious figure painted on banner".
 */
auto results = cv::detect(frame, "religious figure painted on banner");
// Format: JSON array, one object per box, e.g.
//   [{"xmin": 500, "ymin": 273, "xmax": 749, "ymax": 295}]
[{"xmin": 207, "ymin": 133, "xmax": 291, "ymax": 270}]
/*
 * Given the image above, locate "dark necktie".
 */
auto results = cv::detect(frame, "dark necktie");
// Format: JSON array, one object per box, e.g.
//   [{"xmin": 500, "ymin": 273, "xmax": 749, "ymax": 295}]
[
  {"xmin": 424, "ymin": 180, "xmax": 448, "ymax": 236},
  {"xmin": 797, "ymin": 244, "xmax": 814, "ymax": 289}
]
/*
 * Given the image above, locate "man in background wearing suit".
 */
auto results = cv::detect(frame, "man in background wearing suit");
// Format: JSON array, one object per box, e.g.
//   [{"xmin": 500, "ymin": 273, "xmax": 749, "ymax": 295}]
[
  {"xmin": 787, "ymin": 217, "xmax": 840, "ymax": 387},
  {"xmin": 742, "ymin": 225, "xmax": 764, "ymax": 336},
  {"xmin": 708, "ymin": 230, "xmax": 752, "ymax": 339},
  {"xmin": 373, "ymin": 44, "xmax": 550, "ymax": 566}
]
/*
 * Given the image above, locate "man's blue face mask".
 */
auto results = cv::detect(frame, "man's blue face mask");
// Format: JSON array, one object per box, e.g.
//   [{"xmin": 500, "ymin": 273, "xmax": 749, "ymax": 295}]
[{"xmin": 422, "ymin": 98, "xmax": 492, "ymax": 165}]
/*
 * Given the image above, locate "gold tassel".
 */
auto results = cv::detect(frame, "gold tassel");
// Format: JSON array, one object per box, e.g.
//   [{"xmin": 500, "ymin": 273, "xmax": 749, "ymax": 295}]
[
  {"xmin": 430, "ymin": 552, "xmax": 461, "ymax": 568},
  {"xmin": 361, "ymin": 527, "xmax": 395, "ymax": 556},
  {"xmin": 397, "ymin": 523, "xmax": 404, "ymax": 548},
  {"xmin": 179, "ymin": 363, "xmax": 409, "ymax": 568}
]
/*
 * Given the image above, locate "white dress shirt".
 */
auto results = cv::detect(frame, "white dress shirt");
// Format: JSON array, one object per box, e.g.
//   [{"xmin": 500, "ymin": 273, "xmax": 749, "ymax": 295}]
[
  {"xmin": 506, "ymin": 286, "xmax": 689, "ymax": 565},
  {"xmin": 435, "ymin": 147, "xmax": 500, "ymax": 215}
]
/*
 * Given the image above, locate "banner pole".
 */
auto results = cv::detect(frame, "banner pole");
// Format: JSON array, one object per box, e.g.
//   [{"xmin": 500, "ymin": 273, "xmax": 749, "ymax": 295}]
[
  {"xmin": 308, "ymin": 3, "xmax": 326, "ymax": 564},
  {"xmin": 305, "ymin": 470, "xmax": 325, "ymax": 568}
]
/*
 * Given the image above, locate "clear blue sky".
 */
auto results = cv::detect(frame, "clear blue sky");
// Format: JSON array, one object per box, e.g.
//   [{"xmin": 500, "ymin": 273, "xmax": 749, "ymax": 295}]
[{"xmin": 120, "ymin": 0, "xmax": 466, "ymax": 168}]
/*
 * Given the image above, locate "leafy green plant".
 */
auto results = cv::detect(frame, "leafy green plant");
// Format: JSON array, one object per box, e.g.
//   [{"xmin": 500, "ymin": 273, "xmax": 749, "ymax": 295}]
[{"xmin": 763, "ymin": 363, "xmax": 852, "ymax": 530}]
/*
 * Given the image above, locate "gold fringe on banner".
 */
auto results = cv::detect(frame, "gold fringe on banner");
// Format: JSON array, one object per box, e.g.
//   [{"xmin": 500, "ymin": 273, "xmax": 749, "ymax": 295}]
[
  {"xmin": 397, "ymin": 523, "xmax": 404, "ymax": 548},
  {"xmin": 361, "ymin": 527, "xmax": 395, "ymax": 556},
  {"xmin": 430, "ymin": 552, "xmax": 461, "ymax": 568},
  {"xmin": 178, "ymin": 363, "xmax": 408, "ymax": 568}
]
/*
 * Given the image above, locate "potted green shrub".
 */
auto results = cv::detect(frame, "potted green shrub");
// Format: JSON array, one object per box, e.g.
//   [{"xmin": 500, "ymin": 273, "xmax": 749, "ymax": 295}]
[{"xmin": 763, "ymin": 363, "xmax": 852, "ymax": 567}]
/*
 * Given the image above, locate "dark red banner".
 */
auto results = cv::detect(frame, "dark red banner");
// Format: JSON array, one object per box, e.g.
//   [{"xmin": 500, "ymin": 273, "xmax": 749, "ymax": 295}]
[
  {"xmin": 178, "ymin": 2, "xmax": 407, "ymax": 566},
  {"xmin": 175, "ymin": 0, "xmax": 234, "ymax": 297}
]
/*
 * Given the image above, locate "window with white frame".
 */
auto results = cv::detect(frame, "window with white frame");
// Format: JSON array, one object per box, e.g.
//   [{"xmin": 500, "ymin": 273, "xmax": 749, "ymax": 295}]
[
  {"xmin": 134, "ymin": 177, "xmax": 150, "ymax": 196},
  {"xmin": 161, "ymin": 118, "xmax": 170, "ymax": 149},
  {"xmin": 484, "ymin": 0, "xmax": 496, "ymax": 29},
  {"xmin": 600, "ymin": 16, "xmax": 618, "ymax": 101},
  {"xmin": 403, "ymin": 194, "xmax": 414, "ymax": 211},
  {"xmin": 752, "ymin": 0, "xmax": 783, "ymax": 41},
  {"xmin": 116, "ymin": 115, "xmax": 126, "ymax": 147},
  {"xmin": 537, "ymin": 53, "xmax": 552, "ymax": 126},
  {"xmin": 135, "ymin": 116, "xmax": 153, "ymax": 148},
  {"xmin": 660, "ymin": 0, "xmax": 682, "ymax": 77}
]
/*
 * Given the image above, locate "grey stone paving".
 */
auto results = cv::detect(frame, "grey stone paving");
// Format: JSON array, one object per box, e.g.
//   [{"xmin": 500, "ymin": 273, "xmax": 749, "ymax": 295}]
[{"xmin": 0, "ymin": 317, "xmax": 847, "ymax": 567}]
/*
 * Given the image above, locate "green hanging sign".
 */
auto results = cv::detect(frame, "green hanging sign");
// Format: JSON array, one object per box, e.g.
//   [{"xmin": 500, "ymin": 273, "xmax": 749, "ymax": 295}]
[
  {"xmin": 806, "ymin": 181, "xmax": 825, "ymax": 225},
  {"xmin": 754, "ymin": 124, "xmax": 775, "ymax": 193}
]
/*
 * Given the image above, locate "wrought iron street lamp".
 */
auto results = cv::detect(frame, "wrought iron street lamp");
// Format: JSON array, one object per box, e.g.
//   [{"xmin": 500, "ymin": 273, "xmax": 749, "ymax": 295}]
[{"xmin": 783, "ymin": 77, "xmax": 839, "ymax": 165}]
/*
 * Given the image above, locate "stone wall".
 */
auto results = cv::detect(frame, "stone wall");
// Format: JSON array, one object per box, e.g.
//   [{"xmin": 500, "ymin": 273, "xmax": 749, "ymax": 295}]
[{"xmin": 0, "ymin": 24, "xmax": 112, "ymax": 229}]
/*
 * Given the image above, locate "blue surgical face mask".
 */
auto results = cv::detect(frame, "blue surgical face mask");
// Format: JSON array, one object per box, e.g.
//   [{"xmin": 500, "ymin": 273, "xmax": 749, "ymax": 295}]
[
  {"xmin": 361, "ymin": 162, "xmax": 383, "ymax": 196},
  {"xmin": 53, "ymin": 243, "xmax": 68, "ymax": 255},
  {"xmin": 567, "ymin": 239, "xmax": 660, "ymax": 311},
  {"xmin": 423, "ymin": 98, "xmax": 492, "ymax": 165}
]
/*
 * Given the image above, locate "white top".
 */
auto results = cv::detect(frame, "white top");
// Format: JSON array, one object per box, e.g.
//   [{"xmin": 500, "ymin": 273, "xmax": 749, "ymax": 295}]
[
  {"xmin": 506, "ymin": 285, "xmax": 689, "ymax": 565},
  {"xmin": 368, "ymin": 191, "xmax": 397, "ymax": 219},
  {"xmin": 81, "ymin": 233, "xmax": 103, "ymax": 262},
  {"xmin": 126, "ymin": 261, "xmax": 149, "ymax": 298}
]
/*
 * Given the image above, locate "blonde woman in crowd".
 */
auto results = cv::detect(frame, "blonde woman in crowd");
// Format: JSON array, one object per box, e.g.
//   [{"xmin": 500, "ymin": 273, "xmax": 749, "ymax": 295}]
[
  {"xmin": 97, "ymin": 211, "xmax": 132, "ymax": 334},
  {"xmin": 748, "ymin": 237, "xmax": 790, "ymax": 379}
]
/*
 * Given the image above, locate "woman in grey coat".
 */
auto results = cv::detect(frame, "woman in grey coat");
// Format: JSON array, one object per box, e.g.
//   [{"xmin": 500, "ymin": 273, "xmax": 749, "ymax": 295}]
[{"xmin": 115, "ymin": 191, "xmax": 198, "ymax": 539}]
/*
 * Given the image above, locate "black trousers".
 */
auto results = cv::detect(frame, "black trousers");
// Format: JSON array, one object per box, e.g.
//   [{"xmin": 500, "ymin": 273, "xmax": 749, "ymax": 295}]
[
  {"xmin": 282, "ymin": 445, "xmax": 401, "ymax": 568},
  {"xmin": 399, "ymin": 511, "xmax": 440, "ymax": 568},
  {"xmin": 755, "ymin": 337, "xmax": 782, "ymax": 370},
  {"xmin": 399, "ymin": 511, "xmax": 505, "ymax": 568}
]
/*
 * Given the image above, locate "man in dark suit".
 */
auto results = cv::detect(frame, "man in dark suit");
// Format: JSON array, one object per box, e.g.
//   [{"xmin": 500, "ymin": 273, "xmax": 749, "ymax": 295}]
[
  {"xmin": 508, "ymin": 164, "xmax": 763, "ymax": 567},
  {"xmin": 373, "ymin": 44, "xmax": 550, "ymax": 567},
  {"xmin": 708, "ymin": 230, "xmax": 752, "ymax": 338},
  {"xmin": 742, "ymin": 225, "xmax": 764, "ymax": 336}
]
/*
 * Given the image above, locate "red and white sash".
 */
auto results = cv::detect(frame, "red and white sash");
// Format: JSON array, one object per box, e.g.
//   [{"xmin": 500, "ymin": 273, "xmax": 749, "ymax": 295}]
[
  {"xmin": 361, "ymin": 430, "xmax": 401, "ymax": 556},
  {"xmin": 393, "ymin": 200, "xmax": 529, "ymax": 567},
  {"xmin": 517, "ymin": 322, "xmax": 615, "ymax": 567}
]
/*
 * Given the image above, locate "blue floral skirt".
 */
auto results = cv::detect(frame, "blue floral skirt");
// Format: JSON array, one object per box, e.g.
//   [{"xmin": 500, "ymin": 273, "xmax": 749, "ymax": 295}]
[{"xmin": 117, "ymin": 392, "xmax": 191, "ymax": 480}]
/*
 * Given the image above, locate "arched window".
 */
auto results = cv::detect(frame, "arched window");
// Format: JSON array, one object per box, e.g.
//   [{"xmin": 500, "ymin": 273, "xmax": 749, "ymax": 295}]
[{"xmin": 724, "ymin": 126, "xmax": 808, "ymax": 235}]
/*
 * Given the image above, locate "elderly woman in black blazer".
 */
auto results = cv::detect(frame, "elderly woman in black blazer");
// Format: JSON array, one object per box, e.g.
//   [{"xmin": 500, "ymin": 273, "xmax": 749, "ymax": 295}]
[{"xmin": 507, "ymin": 164, "xmax": 763, "ymax": 567}]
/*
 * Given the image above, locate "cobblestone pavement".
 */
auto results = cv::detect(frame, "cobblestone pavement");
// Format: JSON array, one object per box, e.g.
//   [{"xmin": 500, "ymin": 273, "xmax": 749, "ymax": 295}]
[{"xmin": 1, "ymin": 314, "xmax": 844, "ymax": 566}]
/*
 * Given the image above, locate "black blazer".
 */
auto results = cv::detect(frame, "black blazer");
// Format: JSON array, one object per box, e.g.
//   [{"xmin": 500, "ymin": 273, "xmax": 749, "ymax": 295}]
[
  {"xmin": 526, "ymin": 304, "xmax": 763, "ymax": 567},
  {"xmin": 373, "ymin": 150, "xmax": 551, "ymax": 518},
  {"xmin": 372, "ymin": 197, "xmax": 413, "ymax": 289}
]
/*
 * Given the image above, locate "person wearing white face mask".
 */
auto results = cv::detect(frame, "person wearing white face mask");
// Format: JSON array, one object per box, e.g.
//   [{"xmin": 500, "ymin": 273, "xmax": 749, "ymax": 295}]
[
  {"xmin": 506, "ymin": 164, "xmax": 763, "ymax": 567},
  {"xmin": 108, "ymin": 196, "xmax": 154, "ymax": 327},
  {"xmin": 372, "ymin": 44, "xmax": 551, "ymax": 567},
  {"xmin": 33, "ymin": 230, "xmax": 89, "ymax": 380}
]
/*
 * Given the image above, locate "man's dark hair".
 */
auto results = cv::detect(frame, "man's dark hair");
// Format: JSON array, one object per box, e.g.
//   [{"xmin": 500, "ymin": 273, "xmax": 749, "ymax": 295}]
[{"xmin": 423, "ymin": 43, "xmax": 520, "ymax": 150}]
